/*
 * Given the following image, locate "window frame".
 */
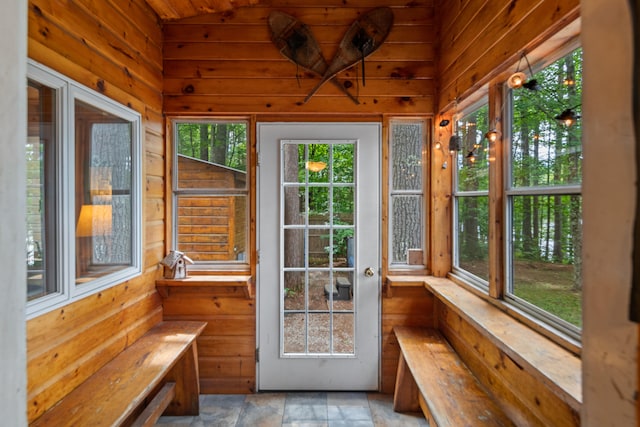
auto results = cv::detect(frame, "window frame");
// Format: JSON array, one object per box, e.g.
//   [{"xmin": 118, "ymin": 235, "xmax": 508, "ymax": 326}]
[
  {"xmin": 503, "ymin": 44, "xmax": 583, "ymax": 339},
  {"xmin": 170, "ymin": 118, "xmax": 251, "ymax": 271},
  {"xmin": 387, "ymin": 117, "xmax": 429, "ymax": 272},
  {"xmin": 451, "ymin": 99, "xmax": 491, "ymax": 291},
  {"xmin": 27, "ymin": 60, "xmax": 142, "ymax": 319},
  {"xmin": 447, "ymin": 38, "xmax": 583, "ymax": 345}
]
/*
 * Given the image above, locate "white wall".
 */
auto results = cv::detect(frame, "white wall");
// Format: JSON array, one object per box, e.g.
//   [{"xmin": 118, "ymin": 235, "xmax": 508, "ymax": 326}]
[
  {"xmin": 0, "ymin": 0, "xmax": 27, "ymax": 425},
  {"xmin": 581, "ymin": 0, "xmax": 639, "ymax": 425}
]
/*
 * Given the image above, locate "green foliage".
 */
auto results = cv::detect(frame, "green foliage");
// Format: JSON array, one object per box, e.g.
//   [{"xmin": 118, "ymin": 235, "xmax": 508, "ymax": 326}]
[{"xmin": 176, "ymin": 122, "xmax": 247, "ymax": 171}]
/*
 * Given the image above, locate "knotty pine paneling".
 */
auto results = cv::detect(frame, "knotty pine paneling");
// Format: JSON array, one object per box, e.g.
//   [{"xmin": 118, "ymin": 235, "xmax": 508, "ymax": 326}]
[
  {"xmin": 381, "ymin": 287, "xmax": 434, "ymax": 393},
  {"xmin": 163, "ymin": 2, "xmax": 437, "ymax": 115},
  {"xmin": 162, "ymin": 290, "xmax": 257, "ymax": 394},
  {"xmin": 26, "ymin": 0, "xmax": 164, "ymax": 423},
  {"xmin": 436, "ymin": 300, "xmax": 580, "ymax": 427},
  {"xmin": 435, "ymin": 0, "xmax": 580, "ymax": 112}
]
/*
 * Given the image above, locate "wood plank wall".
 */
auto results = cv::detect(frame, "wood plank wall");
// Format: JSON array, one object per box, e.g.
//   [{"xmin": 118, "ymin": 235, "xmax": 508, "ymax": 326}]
[
  {"xmin": 26, "ymin": 0, "xmax": 164, "ymax": 422},
  {"xmin": 163, "ymin": 0, "xmax": 437, "ymax": 115},
  {"xmin": 162, "ymin": 0, "xmax": 438, "ymax": 394},
  {"xmin": 381, "ymin": 288, "xmax": 435, "ymax": 393},
  {"xmin": 435, "ymin": 0, "xmax": 580, "ymax": 113}
]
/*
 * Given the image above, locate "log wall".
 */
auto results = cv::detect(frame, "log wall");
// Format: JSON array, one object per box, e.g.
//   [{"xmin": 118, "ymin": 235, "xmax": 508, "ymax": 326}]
[{"xmin": 26, "ymin": 0, "xmax": 164, "ymax": 422}]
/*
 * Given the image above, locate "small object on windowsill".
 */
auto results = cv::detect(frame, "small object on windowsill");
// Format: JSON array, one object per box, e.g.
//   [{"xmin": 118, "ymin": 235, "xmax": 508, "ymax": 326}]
[{"xmin": 160, "ymin": 250, "xmax": 194, "ymax": 279}]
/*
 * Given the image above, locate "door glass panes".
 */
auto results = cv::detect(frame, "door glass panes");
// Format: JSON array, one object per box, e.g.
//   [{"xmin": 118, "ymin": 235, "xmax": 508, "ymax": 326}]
[
  {"xmin": 281, "ymin": 141, "xmax": 355, "ymax": 355},
  {"xmin": 389, "ymin": 120, "xmax": 426, "ymax": 267},
  {"xmin": 26, "ymin": 81, "xmax": 57, "ymax": 300},
  {"xmin": 75, "ymin": 101, "xmax": 134, "ymax": 284}
]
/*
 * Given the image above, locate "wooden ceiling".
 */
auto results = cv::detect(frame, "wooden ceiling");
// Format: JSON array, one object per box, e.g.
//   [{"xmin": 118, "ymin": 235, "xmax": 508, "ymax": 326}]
[{"xmin": 144, "ymin": 0, "xmax": 263, "ymax": 21}]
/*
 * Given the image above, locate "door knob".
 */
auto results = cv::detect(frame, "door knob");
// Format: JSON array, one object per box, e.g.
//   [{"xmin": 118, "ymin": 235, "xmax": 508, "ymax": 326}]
[{"xmin": 364, "ymin": 267, "xmax": 375, "ymax": 277}]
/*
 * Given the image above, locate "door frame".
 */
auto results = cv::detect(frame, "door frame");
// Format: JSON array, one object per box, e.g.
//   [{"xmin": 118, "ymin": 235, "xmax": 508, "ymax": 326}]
[{"xmin": 256, "ymin": 121, "xmax": 382, "ymax": 391}]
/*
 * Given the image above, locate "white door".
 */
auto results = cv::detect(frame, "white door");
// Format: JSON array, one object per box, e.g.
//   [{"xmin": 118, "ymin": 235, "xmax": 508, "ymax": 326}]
[{"xmin": 257, "ymin": 122, "xmax": 380, "ymax": 390}]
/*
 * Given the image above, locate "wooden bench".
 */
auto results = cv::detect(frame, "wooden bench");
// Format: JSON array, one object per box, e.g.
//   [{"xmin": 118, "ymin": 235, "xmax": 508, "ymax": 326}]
[
  {"xmin": 393, "ymin": 326, "xmax": 515, "ymax": 427},
  {"xmin": 31, "ymin": 321, "xmax": 207, "ymax": 427}
]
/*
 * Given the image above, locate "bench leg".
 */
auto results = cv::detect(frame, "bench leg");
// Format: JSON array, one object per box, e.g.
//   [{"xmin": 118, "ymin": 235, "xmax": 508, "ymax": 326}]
[
  {"xmin": 164, "ymin": 341, "xmax": 201, "ymax": 416},
  {"xmin": 393, "ymin": 352, "xmax": 421, "ymax": 412}
]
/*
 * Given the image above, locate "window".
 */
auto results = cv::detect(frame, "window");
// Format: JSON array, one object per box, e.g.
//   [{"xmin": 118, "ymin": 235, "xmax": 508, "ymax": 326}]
[
  {"xmin": 453, "ymin": 104, "xmax": 490, "ymax": 284},
  {"xmin": 388, "ymin": 119, "xmax": 427, "ymax": 269},
  {"xmin": 507, "ymin": 47, "xmax": 583, "ymax": 333},
  {"xmin": 26, "ymin": 61, "xmax": 142, "ymax": 318},
  {"xmin": 172, "ymin": 120, "xmax": 249, "ymax": 268}
]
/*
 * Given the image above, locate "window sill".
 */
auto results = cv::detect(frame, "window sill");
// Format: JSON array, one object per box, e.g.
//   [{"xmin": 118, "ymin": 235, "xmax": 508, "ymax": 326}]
[
  {"xmin": 386, "ymin": 274, "xmax": 582, "ymax": 412},
  {"xmin": 156, "ymin": 275, "xmax": 253, "ymax": 299}
]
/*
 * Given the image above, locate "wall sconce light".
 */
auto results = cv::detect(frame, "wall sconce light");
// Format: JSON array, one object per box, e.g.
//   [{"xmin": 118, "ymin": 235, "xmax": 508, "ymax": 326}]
[
  {"xmin": 485, "ymin": 129, "xmax": 500, "ymax": 142},
  {"xmin": 508, "ymin": 51, "xmax": 541, "ymax": 91},
  {"xmin": 554, "ymin": 108, "xmax": 581, "ymax": 127},
  {"xmin": 439, "ymin": 119, "xmax": 450, "ymax": 127},
  {"xmin": 305, "ymin": 161, "xmax": 327, "ymax": 172}
]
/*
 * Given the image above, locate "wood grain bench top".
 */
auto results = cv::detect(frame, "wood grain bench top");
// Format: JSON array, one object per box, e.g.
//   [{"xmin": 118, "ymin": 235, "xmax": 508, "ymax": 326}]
[
  {"xmin": 31, "ymin": 321, "xmax": 206, "ymax": 427},
  {"xmin": 393, "ymin": 326, "xmax": 515, "ymax": 427}
]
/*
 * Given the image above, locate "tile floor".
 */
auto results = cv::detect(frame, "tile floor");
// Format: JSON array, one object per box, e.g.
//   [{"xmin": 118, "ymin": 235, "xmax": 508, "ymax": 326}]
[{"xmin": 156, "ymin": 392, "xmax": 429, "ymax": 427}]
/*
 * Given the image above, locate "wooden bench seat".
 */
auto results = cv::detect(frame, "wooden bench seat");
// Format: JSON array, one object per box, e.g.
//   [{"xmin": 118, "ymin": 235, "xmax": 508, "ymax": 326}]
[
  {"xmin": 393, "ymin": 326, "xmax": 515, "ymax": 427},
  {"xmin": 31, "ymin": 321, "xmax": 207, "ymax": 427}
]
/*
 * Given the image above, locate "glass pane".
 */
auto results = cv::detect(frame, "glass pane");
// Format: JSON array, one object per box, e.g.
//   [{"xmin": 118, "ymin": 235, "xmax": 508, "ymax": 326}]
[
  {"xmin": 308, "ymin": 186, "xmax": 330, "ymax": 222},
  {"xmin": 456, "ymin": 105, "xmax": 489, "ymax": 192},
  {"xmin": 308, "ymin": 143, "xmax": 329, "ymax": 184},
  {"xmin": 327, "ymin": 273, "xmax": 354, "ymax": 310},
  {"xmin": 308, "ymin": 270, "xmax": 330, "ymax": 310},
  {"xmin": 284, "ymin": 270, "xmax": 306, "ymax": 310},
  {"xmin": 176, "ymin": 195, "xmax": 247, "ymax": 262},
  {"xmin": 510, "ymin": 195, "xmax": 582, "ymax": 327},
  {"xmin": 332, "ymin": 228, "xmax": 354, "ymax": 266},
  {"xmin": 283, "ymin": 185, "xmax": 305, "ymax": 226},
  {"xmin": 333, "ymin": 313, "xmax": 354, "ymax": 354},
  {"xmin": 333, "ymin": 187, "xmax": 354, "ymax": 224},
  {"xmin": 308, "ymin": 313, "xmax": 331, "ymax": 353},
  {"xmin": 391, "ymin": 196, "xmax": 423, "ymax": 264},
  {"xmin": 283, "ymin": 229, "xmax": 305, "ymax": 268},
  {"xmin": 283, "ymin": 143, "xmax": 305, "ymax": 184},
  {"xmin": 283, "ymin": 312, "xmax": 306, "ymax": 353},
  {"xmin": 332, "ymin": 143, "xmax": 354, "ymax": 183},
  {"xmin": 391, "ymin": 122, "xmax": 423, "ymax": 191},
  {"xmin": 26, "ymin": 81, "xmax": 57, "ymax": 300},
  {"xmin": 308, "ymin": 228, "xmax": 330, "ymax": 267},
  {"xmin": 456, "ymin": 196, "xmax": 489, "ymax": 281},
  {"xmin": 175, "ymin": 122, "xmax": 247, "ymax": 189},
  {"xmin": 75, "ymin": 101, "xmax": 133, "ymax": 285},
  {"xmin": 511, "ymin": 48, "xmax": 582, "ymax": 188}
]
